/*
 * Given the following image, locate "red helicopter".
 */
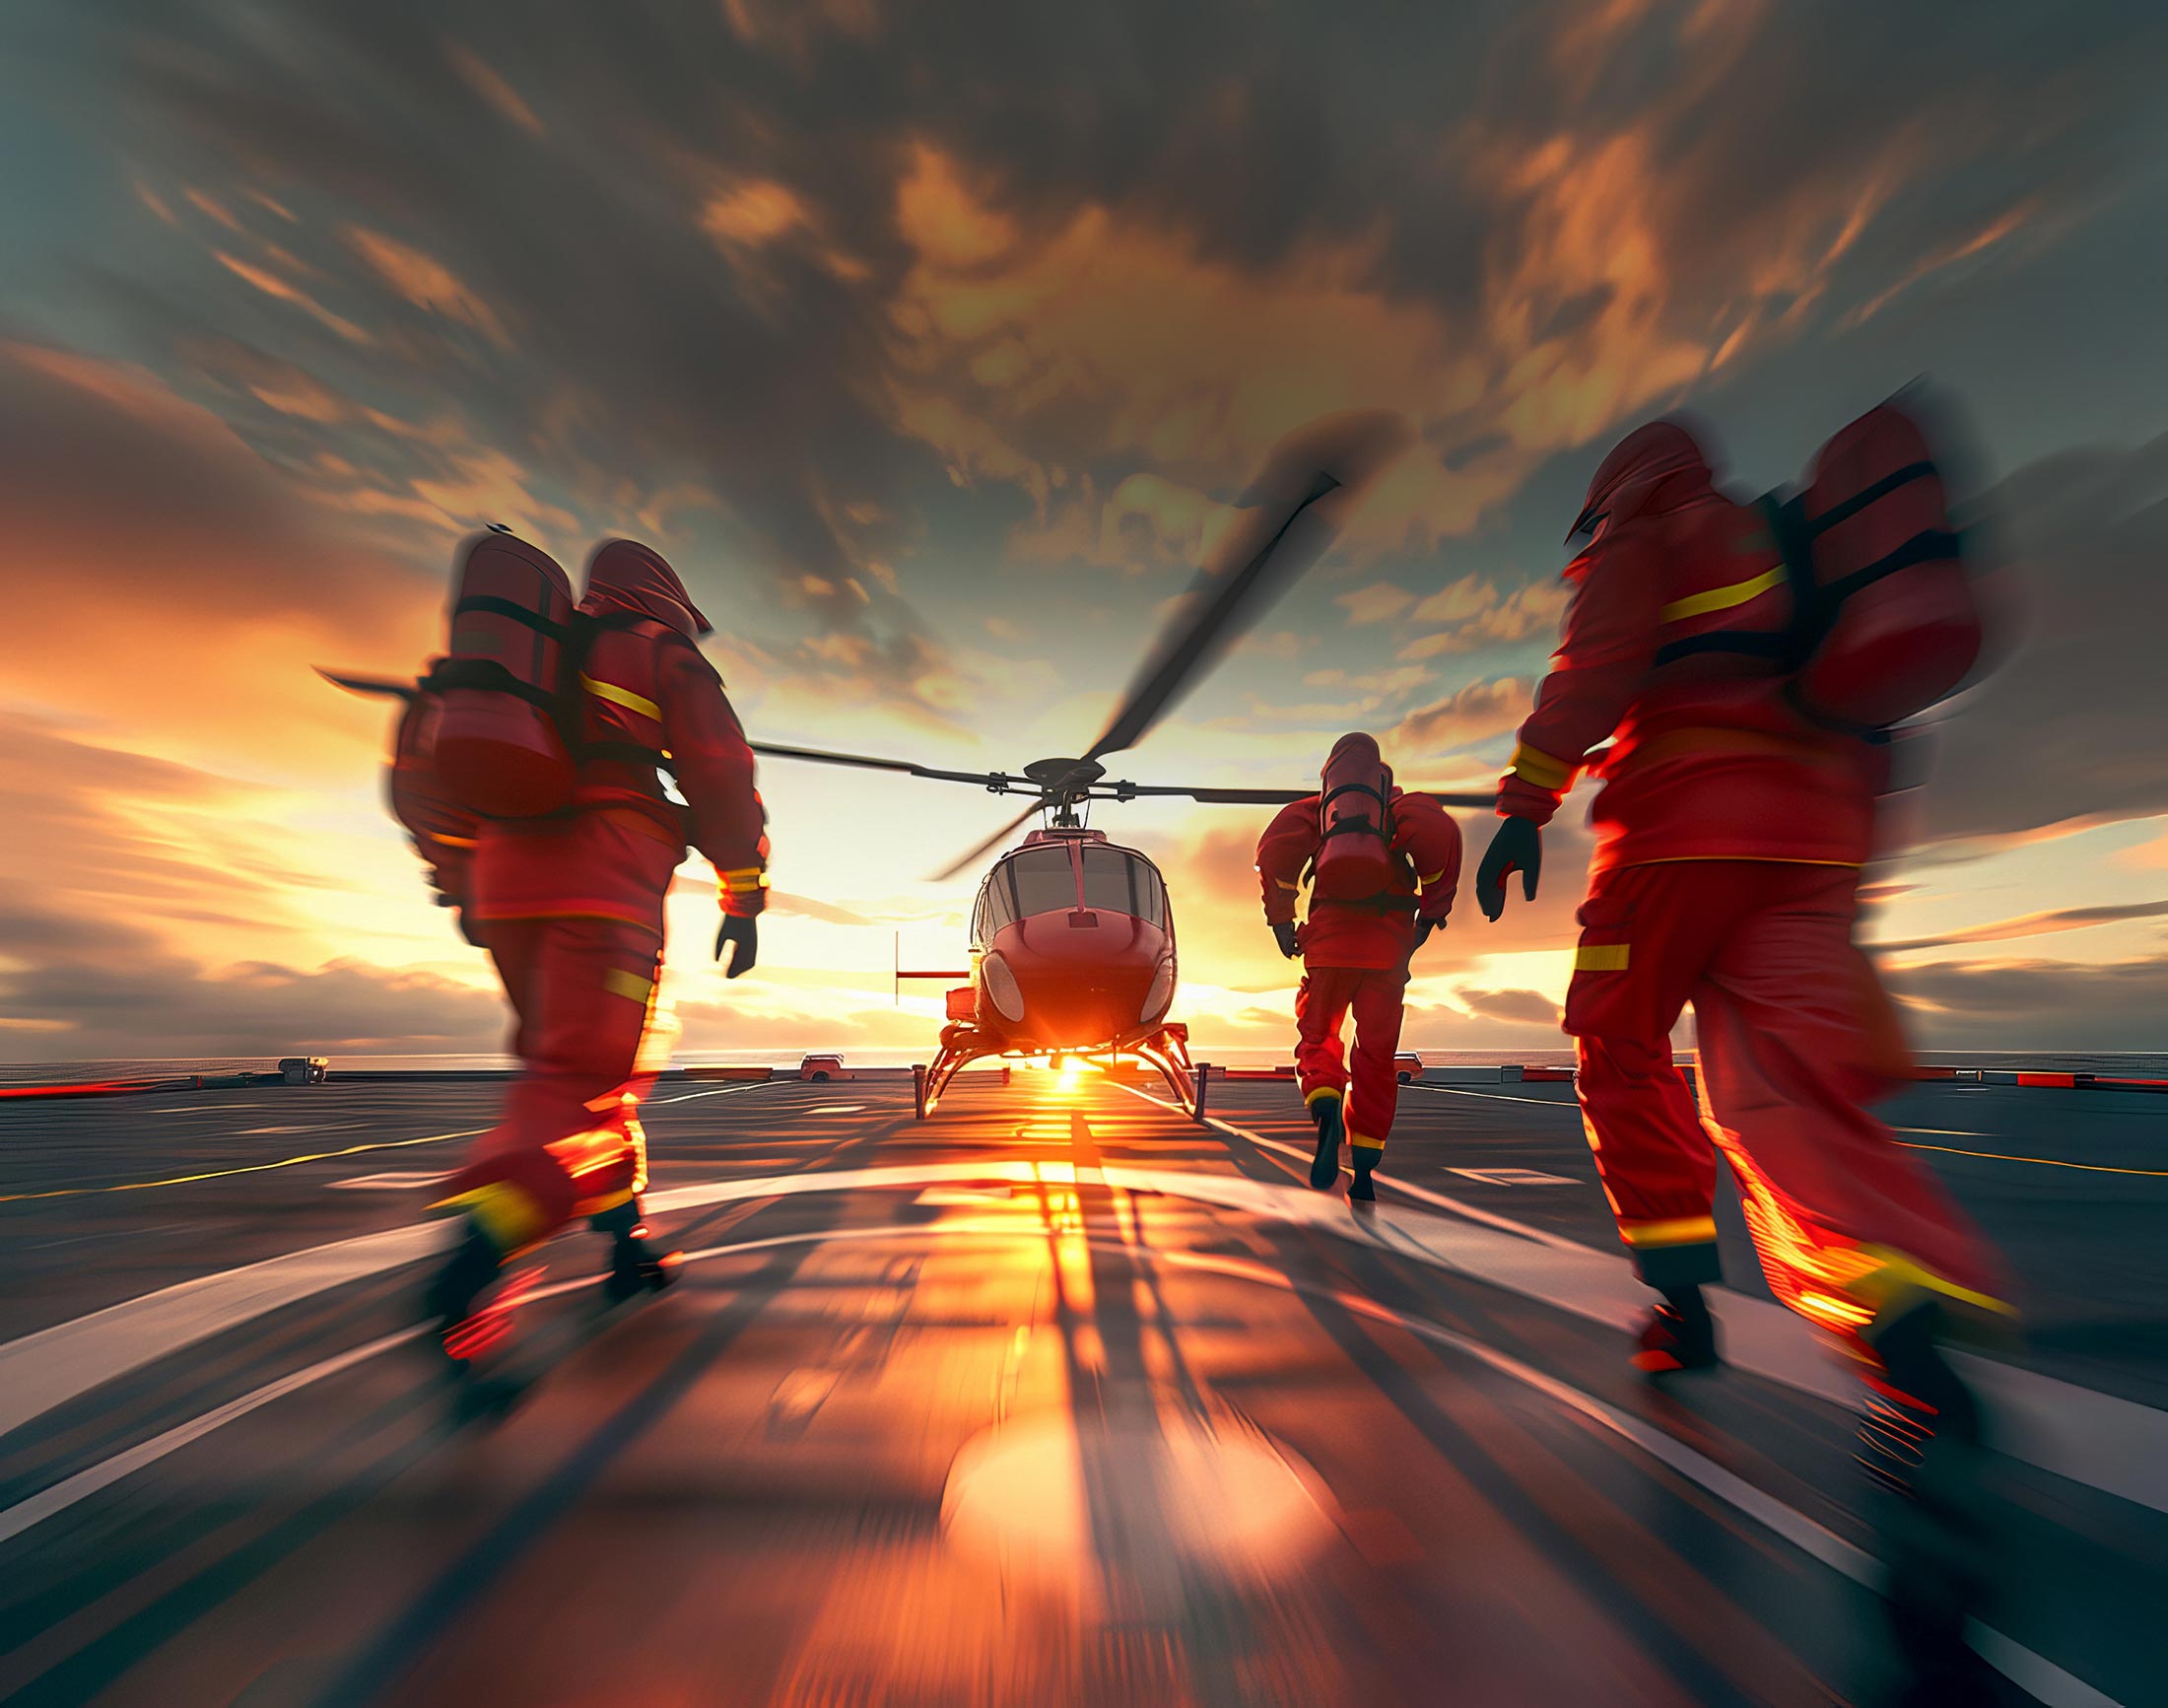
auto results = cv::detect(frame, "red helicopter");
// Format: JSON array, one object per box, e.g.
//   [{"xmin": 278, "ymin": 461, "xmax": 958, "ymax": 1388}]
[{"xmin": 749, "ymin": 412, "xmax": 1486, "ymax": 1118}]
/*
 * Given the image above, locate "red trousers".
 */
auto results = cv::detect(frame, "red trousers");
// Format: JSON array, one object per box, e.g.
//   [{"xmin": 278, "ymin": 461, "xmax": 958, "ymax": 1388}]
[
  {"xmin": 439, "ymin": 916, "xmax": 668, "ymax": 1254},
  {"xmin": 1566, "ymin": 860, "xmax": 2010, "ymax": 1341},
  {"xmin": 1295, "ymin": 964, "xmax": 1408, "ymax": 1151}
]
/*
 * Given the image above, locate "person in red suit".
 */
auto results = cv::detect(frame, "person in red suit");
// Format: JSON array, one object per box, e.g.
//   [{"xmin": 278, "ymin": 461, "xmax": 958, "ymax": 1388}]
[
  {"xmin": 1475, "ymin": 420, "xmax": 2012, "ymax": 1682},
  {"xmin": 427, "ymin": 539, "xmax": 769, "ymax": 1328},
  {"xmin": 1256, "ymin": 734, "xmax": 1462, "ymax": 1200}
]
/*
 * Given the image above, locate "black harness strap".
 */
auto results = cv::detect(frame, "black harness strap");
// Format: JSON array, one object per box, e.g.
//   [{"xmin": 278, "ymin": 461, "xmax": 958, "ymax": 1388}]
[
  {"xmin": 451, "ymin": 595, "xmax": 574, "ymax": 640},
  {"xmin": 1799, "ymin": 461, "xmax": 1936, "ymax": 538},
  {"xmin": 1820, "ymin": 529, "xmax": 1960, "ymax": 603},
  {"xmin": 1653, "ymin": 628, "xmax": 1793, "ymax": 668},
  {"xmin": 421, "ymin": 657, "xmax": 558, "ymax": 711}
]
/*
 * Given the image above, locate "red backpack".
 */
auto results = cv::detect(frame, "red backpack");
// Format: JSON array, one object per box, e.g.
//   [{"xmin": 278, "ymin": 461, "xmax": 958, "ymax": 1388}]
[
  {"xmin": 423, "ymin": 527, "xmax": 579, "ymax": 817},
  {"xmin": 1767, "ymin": 402, "xmax": 1981, "ymax": 729},
  {"xmin": 1310, "ymin": 732, "xmax": 1396, "ymax": 902}
]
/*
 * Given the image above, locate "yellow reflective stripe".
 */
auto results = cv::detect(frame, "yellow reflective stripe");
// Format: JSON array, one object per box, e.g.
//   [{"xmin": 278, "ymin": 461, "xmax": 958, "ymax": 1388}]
[
  {"xmin": 1859, "ymin": 1246, "xmax": 2019, "ymax": 1320},
  {"xmin": 580, "ymin": 674, "xmax": 662, "ymax": 720},
  {"xmin": 431, "ymin": 1181, "xmax": 548, "ymax": 1255},
  {"xmin": 1303, "ymin": 1085, "xmax": 1342, "ymax": 1107},
  {"xmin": 1275, "ymin": 879, "xmax": 1302, "ymax": 892},
  {"xmin": 716, "ymin": 865, "xmax": 769, "ymax": 895},
  {"xmin": 1417, "ymin": 868, "xmax": 1446, "ymax": 887},
  {"xmin": 1660, "ymin": 567, "xmax": 1786, "ymax": 624},
  {"xmin": 1575, "ymin": 942, "xmax": 1631, "ymax": 971},
  {"xmin": 1509, "ymin": 741, "xmax": 1574, "ymax": 791},
  {"xmin": 602, "ymin": 968, "xmax": 654, "ymax": 1003},
  {"xmin": 1347, "ymin": 1131, "xmax": 1386, "ymax": 1152},
  {"xmin": 432, "ymin": 833, "xmax": 480, "ymax": 850},
  {"xmin": 1619, "ymin": 1215, "xmax": 1718, "ymax": 1248}
]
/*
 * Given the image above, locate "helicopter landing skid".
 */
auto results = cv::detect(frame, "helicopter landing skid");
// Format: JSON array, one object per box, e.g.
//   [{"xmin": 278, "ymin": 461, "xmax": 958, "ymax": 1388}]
[{"xmin": 913, "ymin": 1023, "xmax": 1208, "ymax": 1125}]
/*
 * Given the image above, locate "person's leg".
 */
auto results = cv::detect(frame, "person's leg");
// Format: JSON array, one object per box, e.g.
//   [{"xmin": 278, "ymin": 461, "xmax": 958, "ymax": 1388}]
[
  {"xmin": 1565, "ymin": 862, "xmax": 1741, "ymax": 1372},
  {"xmin": 1295, "ymin": 967, "xmax": 1356, "ymax": 1188},
  {"xmin": 1697, "ymin": 864, "xmax": 2013, "ymax": 1681},
  {"xmin": 1695, "ymin": 865, "xmax": 2012, "ymax": 1339},
  {"xmin": 439, "ymin": 919, "xmax": 663, "ymax": 1260},
  {"xmin": 1343, "ymin": 965, "xmax": 1410, "ymax": 1200}
]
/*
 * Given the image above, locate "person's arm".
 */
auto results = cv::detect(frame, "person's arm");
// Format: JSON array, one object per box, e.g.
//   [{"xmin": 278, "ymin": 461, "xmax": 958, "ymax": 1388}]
[
  {"xmin": 1255, "ymin": 798, "xmax": 1319, "ymax": 957},
  {"xmin": 657, "ymin": 642, "xmax": 770, "ymax": 920},
  {"xmin": 1495, "ymin": 529, "xmax": 1664, "ymax": 825},
  {"xmin": 1255, "ymin": 799, "xmax": 1320, "ymax": 926},
  {"xmin": 1394, "ymin": 794, "xmax": 1463, "ymax": 924}
]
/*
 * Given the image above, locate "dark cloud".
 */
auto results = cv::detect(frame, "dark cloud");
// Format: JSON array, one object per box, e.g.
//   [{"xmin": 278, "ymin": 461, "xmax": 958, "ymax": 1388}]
[
  {"xmin": 1886, "ymin": 950, "xmax": 2168, "ymax": 1052},
  {"xmin": 0, "ymin": 909, "xmax": 501, "ymax": 1059},
  {"xmin": 1454, "ymin": 987, "xmax": 1560, "ymax": 1028},
  {"xmin": 1918, "ymin": 436, "xmax": 2168, "ymax": 843}
]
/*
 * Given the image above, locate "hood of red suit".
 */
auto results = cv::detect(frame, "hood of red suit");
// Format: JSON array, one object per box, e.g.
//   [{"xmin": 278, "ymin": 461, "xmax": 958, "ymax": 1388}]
[
  {"xmin": 1568, "ymin": 419, "xmax": 1715, "ymax": 541},
  {"xmin": 579, "ymin": 538, "xmax": 711, "ymax": 637}
]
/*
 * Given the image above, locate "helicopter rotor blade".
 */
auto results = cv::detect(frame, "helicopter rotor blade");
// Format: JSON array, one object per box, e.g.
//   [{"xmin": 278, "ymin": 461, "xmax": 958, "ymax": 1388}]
[
  {"xmin": 929, "ymin": 800, "xmax": 1044, "ymax": 884},
  {"xmin": 749, "ymin": 741, "xmax": 1012, "ymax": 791},
  {"xmin": 316, "ymin": 667, "xmax": 418, "ymax": 703},
  {"xmin": 1109, "ymin": 782, "xmax": 1495, "ymax": 808},
  {"xmin": 1083, "ymin": 408, "xmax": 1414, "ymax": 765}
]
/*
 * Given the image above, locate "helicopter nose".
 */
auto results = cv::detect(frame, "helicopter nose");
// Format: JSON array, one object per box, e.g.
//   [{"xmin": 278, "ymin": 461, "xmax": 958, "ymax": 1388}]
[{"xmin": 1008, "ymin": 914, "xmax": 1156, "ymax": 1038}]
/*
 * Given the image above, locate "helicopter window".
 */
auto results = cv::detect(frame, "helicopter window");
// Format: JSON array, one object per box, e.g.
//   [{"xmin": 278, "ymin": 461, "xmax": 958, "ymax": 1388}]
[
  {"xmin": 1005, "ymin": 847, "xmax": 1079, "ymax": 917},
  {"xmin": 1077, "ymin": 847, "xmax": 1130, "ymax": 914},
  {"xmin": 980, "ymin": 872, "xmax": 1016, "ymax": 937},
  {"xmin": 1136, "ymin": 859, "xmax": 1168, "ymax": 926}
]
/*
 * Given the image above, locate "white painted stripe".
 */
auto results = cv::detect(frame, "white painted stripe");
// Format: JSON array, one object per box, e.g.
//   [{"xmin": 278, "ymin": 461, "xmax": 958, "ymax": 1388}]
[
  {"xmin": 8, "ymin": 1127, "xmax": 2167, "ymax": 1523},
  {"xmin": 0, "ymin": 1221, "xmax": 2121, "ymax": 1708},
  {"xmin": 1126, "ymin": 1084, "xmax": 2168, "ymax": 1520},
  {"xmin": 0, "ymin": 1224, "xmax": 440, "ymax": 1439},
  {"xmin": 0, "ymin": 1330, "xmax": 420, "ymax": 1548}
]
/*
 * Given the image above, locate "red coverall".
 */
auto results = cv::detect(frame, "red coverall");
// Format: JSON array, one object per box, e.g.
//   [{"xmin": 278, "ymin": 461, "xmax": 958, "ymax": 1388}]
[
  {"xmin": 438, "ymin": 543, "xmax": 769, "ymax": 1257},
  {"xmin": 1257, "ymin": 789, "xmax": 1461, "ymax": 1155},
  {"xmin": 1499, "ymin": 426, "xmax": 2009, "ymax": 1342}
]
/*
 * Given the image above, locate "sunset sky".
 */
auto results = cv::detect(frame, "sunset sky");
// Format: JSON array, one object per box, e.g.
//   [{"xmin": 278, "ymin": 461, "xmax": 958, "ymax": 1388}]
[{"xmin": 3, "ymin": 0, "xmax": 2166, "ymax": 1064}]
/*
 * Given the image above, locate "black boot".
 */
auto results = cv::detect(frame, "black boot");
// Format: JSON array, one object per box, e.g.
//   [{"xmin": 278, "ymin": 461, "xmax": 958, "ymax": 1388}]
[
  {"xmin": 425, "ymin": 1219, "xmax": 504, "ymax": 1345},
  {"xmin": 1348, "ymin": 1149, "xmax": 1378, "ymax": 1202},
  {"xmin": 1308, "ymin": 1095, "xmax": 1345, "ymax": 1190},
  {"xmin": 1858, "ymin": 1303, "xmax": 1993, "ymax": 1695},
  {"xmin": 591, "ymin": 1200, "xmax": 679, "ymax": 1305},
  {"xmin": 1632, "ymin": 1285, "xmax": 1720, "ymax": 1377}
]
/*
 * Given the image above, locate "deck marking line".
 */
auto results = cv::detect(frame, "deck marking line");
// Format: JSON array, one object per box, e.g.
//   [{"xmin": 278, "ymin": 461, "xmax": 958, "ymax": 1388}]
[
  {"xmin": 1126, "ymin": 1084, "xmax": 2168, "ymax": 1518},
  {"xmin": 9, "ymin": 1121, "xmax": 2167, "ymax": 1519},
  {"xmin": 0, "ymin": 1223, "xmax": 2121, "ymax": 1708}
]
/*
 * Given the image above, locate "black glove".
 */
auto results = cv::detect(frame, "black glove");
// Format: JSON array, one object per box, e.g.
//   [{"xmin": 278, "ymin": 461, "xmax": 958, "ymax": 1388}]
[
  {"xmin": 714, "ymin": 914, "xmax": 759, "ymax": 979},
  {"xmin": 1476, "ymin": 816, "xmax": 1543, "ymax": 921},
  {"xmin": 1412, "ymin": 917, "xmax": 1441, "ymax": 952},
  {"xmin": 1271, "ymin": 921, "xmax": 1300, "ymax": 959}
]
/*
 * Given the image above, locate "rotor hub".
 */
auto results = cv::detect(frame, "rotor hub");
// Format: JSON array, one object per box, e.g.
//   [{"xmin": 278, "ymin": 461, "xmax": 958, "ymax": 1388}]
[{"xmin": 1022, "ymin": 757, "xmax": 1107, "ymax": 790}]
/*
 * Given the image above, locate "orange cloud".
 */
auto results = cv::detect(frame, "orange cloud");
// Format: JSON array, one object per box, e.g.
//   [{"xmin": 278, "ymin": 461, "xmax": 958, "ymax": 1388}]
[
  {"xmin": 343, "ymin": 226, "xmax": 512, "ymax": 348},
  {"xmin": 213, "ymin": 250, "xmax": 372, "ymax": 343},
  {"xmin": 443, "ymin": 40, "xmax": 546, "ymax": 136},
  {"xmin": 702, "ymin": 178, "xmax": 813, "ymax": 247},
  {"xmin": 1388, "ymin": 677, "xmax": 1532, "ymax": 757}
]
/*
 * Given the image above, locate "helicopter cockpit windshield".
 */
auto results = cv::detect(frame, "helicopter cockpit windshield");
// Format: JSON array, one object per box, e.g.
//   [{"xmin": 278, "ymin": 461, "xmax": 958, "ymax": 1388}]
[{"xmin": 1079, "ymin": 846, "xmax": 1168, "ymax": 926}]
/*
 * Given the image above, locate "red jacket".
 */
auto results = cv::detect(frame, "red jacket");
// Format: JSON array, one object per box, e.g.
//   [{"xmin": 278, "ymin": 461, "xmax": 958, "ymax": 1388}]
[
  {"xmin": 1498, "ymin": 460, "xmax": 1882, "ymax": 874},
  {"xmin": 1257, "ymin": 788, "xmax": 1462, "ymax": 971},
  {"xmin": 473, "ymin": 543, "xmax": 769, "ymax": 933}
]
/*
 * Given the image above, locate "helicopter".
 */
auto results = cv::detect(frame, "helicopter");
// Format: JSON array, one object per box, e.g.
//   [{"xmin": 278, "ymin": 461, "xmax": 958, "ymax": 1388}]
[
  {"xmin": 749, "ymin": 411, "xmax": 1488, "ymax": 1118},
  {"xmin": 319, "ymin": 411, "xmax": 1488, "ymax": 1119}
]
